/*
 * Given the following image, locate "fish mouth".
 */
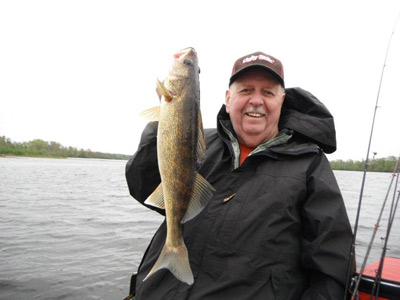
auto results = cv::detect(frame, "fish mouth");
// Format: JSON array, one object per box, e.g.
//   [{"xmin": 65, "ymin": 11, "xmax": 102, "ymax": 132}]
[{"xmin": 175, "ymin": 47, "xmax": 197, "ymax": 59}]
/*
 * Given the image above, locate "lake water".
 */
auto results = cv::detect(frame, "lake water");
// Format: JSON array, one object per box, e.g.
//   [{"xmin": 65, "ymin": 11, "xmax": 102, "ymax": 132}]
[{"xmin": 0, "ymin": 157, "xmax": 399, "ymax": 299}]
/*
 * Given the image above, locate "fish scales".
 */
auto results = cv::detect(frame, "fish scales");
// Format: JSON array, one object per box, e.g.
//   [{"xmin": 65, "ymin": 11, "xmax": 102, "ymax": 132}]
[{"xmin": 141, "ymin": 48, "xmax": 215, "ymax": 285}]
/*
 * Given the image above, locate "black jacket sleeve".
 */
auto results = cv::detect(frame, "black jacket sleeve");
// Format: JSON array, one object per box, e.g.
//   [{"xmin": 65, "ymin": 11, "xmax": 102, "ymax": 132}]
[
  {"xmin": 125, "ymin": 121, "xmax": 165, "ymax": 215},
  {"xmin": 300, "ymin": 153, "xmax": 354, "ymax": 299}
]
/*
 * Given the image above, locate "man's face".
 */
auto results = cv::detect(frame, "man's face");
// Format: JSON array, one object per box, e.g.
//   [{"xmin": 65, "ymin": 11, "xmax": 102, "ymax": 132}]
[{"xmin": 225, "ymin": 68, "xmax": 285, "ymax": 148}]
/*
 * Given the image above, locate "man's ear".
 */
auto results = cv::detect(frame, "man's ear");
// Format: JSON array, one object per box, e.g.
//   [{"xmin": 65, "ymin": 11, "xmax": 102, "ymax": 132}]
[{"xmin": 225, "ymin": 90, "xmax": 231, "ymax": 113}]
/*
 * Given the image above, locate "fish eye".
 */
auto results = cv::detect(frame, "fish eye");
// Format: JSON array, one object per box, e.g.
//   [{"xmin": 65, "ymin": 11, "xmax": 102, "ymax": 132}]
[{"xmin": 183, "ymin": 58, "xmax": 193, "ymax": 66}]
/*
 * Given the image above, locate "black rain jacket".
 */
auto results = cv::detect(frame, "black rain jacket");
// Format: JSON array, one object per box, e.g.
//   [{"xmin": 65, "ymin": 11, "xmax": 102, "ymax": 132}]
[{"xmin": 125, "ymin": 87, "xmax": 354, "ymax": 300}]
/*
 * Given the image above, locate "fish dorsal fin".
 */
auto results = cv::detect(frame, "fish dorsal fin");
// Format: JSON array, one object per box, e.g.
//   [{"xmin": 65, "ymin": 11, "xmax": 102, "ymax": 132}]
[
  {"xmin": 182, "ymin": 172, "xmax": 215, "ymax": 223},
  {"xmin": 197, "ymin": 109, "xmax": 206, "ymax": 164},
  {"xmin": 139, "ymin": 106, "xmax": 161, "ymax": 121},
  {"xmin": 144, "ymin": 183, "xmax": 165, "ymax": 209}
]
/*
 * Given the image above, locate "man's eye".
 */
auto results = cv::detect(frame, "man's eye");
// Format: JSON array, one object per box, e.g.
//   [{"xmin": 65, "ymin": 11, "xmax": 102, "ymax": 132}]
[
  {"xmin": 241, "ymin": 89, "xmax": 250, "ymax": 93},
  {"xmin": 264, "ymin": 90, "xmax": 273, "ymax": 96}
]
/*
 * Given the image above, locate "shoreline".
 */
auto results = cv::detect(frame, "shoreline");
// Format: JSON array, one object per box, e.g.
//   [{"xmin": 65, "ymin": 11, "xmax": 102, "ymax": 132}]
[{"xmin": 0, "ymin": 154, "xmax": 129, "ymax": 161}]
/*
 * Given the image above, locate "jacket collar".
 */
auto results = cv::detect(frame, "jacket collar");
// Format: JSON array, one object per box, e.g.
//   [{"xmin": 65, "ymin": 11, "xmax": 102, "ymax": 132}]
[{"xmin": 279, "ymin": 87, "xmax": 337, "ymax": 153}]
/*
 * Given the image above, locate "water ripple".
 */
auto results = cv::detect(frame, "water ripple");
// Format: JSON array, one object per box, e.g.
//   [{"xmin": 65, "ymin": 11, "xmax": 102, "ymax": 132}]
[{"xmin": 0, "ymin": 158, "xmax": 398, "ymax": 299}]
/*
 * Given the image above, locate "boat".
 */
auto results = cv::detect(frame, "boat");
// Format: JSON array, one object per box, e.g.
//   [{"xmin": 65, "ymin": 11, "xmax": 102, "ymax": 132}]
[{"xmin": 354, "ymin": 257, "xmax": 400, "ymax": 300}]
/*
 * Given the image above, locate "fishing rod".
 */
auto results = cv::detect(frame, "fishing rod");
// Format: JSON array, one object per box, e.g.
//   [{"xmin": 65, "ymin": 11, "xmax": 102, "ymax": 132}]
[
  {"xmin": 370, "ymin": 170, "xmax": 400, "ymax": 300},
  {"xmin": 350, "ymin": 156, "xmax": 400, "ymax": 299},
  {"xmin": 344, "ymin": 14, "xmax": 400, "ymax": 299}
]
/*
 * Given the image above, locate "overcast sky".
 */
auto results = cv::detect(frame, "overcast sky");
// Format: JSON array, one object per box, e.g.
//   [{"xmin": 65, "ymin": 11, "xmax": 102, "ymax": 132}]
[{"xmin": 1, "ymin": 0, "xmax": 400, "ymax": 161}]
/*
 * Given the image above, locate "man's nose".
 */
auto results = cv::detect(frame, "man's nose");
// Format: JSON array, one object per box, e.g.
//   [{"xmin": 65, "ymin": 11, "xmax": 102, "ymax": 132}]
[{"xmin": 249, "ymin": 92, "xmax": 263, "ymax": 106}]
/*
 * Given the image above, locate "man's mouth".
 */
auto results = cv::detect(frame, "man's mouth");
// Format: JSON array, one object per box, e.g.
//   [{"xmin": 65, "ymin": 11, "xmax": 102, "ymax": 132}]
[{"xmin": 245, "ymin": 112, "xmax": 265, "ymax": 118}]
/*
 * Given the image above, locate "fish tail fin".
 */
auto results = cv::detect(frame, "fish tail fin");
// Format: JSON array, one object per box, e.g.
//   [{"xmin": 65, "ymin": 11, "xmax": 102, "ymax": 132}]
[{"xmin": 144, "ymin": 239, "xmax": 194, "ymax": 285}]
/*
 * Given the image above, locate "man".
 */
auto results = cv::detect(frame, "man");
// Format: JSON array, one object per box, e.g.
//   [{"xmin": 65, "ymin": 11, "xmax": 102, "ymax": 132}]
[{"xmin": 126, "ymin": 51, "xmax": 354, "ymax": 299}]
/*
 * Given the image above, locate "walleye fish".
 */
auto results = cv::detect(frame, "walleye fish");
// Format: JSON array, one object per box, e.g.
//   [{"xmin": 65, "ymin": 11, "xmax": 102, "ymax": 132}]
[{"xmin": 140, "ymin": 48, "xmax": 215, "ymax": 285}]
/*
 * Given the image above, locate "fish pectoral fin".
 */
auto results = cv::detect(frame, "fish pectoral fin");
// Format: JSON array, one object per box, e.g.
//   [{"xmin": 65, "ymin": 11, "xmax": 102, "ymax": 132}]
[
  {"xmin": 182, "ymin": 172, "xmax": 215, "ymax": 223},
  {"xmin": 144, "ymin": 183, "xmax": 165, "ymax": 209},
  {"xmin": 196, "ymin": 109, "xmax": 206, "ymax": 164},
  {"xmin": 156, "ymin": 78, "xmax": 173, "ymax": 102},
  {"xmin": 144, "ymin": 238, "xmax": 194, "ymax": 285},
  {"xmin": 139, "ymin": 106, "xmax": 161, "ymax": 121}
]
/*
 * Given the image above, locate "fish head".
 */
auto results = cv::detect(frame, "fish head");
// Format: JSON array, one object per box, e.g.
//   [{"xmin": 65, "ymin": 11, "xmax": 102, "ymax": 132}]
[{"xmin": 164, "ymin": 47, "xmax": 200, "ymax": 101}]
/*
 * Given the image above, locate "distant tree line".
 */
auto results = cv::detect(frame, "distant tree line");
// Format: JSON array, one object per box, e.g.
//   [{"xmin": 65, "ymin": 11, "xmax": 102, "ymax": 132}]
[
  {"xmin": 330, "ymin": 156, "xmax": 399, "ymax": 173},
  {"xmin": 2, "ymin": 135, "xmax": 397, "ymax": 170},
  {"xmin": 0, "ymin": 136, "xmax": 131, "ymax": 160}
]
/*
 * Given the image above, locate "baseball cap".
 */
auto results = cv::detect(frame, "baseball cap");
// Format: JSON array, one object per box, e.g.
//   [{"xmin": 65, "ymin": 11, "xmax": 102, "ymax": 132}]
[{"xmin": 229, "ymin": 51, "xmax": 284, "ymax": 87}]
